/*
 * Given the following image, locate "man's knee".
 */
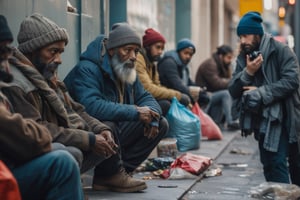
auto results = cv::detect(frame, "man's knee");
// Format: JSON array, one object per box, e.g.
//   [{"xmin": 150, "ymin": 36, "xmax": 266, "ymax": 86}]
[
  {"xmin": 51, "ymin": 143, "xmax": 83, "ymax": 167},
  {"xmin": 50, "ymin": 150, "xmax": 80, "ymax": 174},
  {"xmin": 159, "ymin": 117, "xmax": 169, "ymax": 136}
]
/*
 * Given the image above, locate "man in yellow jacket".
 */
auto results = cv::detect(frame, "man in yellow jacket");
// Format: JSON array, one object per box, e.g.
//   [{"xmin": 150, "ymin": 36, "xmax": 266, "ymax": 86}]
[{"xmin": 136, "ymin": 28, "xmax": 191, "ymax": 115}]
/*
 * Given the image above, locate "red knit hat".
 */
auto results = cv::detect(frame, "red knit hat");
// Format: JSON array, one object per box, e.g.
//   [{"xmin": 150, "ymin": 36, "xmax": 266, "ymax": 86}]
[{"xmin": 142, "ymin": 28, "xmax": 166, "ymax": 47}]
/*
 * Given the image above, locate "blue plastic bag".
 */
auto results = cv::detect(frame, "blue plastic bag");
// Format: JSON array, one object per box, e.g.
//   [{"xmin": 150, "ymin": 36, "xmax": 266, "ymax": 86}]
[{"xmin": 165, "ymin": 97, "xmax": 201, "ymax": 152}]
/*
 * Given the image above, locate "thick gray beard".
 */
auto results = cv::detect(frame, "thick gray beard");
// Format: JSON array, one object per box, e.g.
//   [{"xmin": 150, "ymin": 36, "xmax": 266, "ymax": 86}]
[{"xmin": 111, "ymin": 53, "xmax": 137, "ymax": 84}]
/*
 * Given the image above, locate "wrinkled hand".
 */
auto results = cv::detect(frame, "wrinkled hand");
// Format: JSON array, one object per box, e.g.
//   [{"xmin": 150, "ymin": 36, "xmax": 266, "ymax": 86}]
[
  {"xmin": 92, "ymin": 131, "xmax": 118, "ymax": 158},
  {"xmin": 136, "ymin": 106, "xmax": 160, "ymax": 124},
  {"xmin": 246, "ymin": 54, "xmax": 263, "ymax": 75},
  {"xmin": 144, "ymin": 125, "xmax": 159, "ymax": 139},
  {"xmin": 100, "ymin": 130, "xmax": 118, "ymax": 150}
]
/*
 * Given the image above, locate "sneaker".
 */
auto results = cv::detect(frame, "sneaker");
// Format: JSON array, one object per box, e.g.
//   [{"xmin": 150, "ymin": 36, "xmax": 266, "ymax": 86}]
[
  {"xmin": 92, "ymin": 167, "xmax": 147, "ymax": 192},
  {"xmin": 227, "ymin": 122, "xmax": 240, "ymax": 130}
]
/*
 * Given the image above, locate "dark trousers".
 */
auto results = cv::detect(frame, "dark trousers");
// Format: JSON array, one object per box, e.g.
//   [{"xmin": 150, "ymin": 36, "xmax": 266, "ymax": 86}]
[
  {"xmin": 157, "ymin": 99, "xmax": 171, "ymax": 116},
  {"xmin": 94, "ymin": 117, "xmax": 168, "ymax": 176},
  {"xmin": 259, "ymin": 131, "xmax": 300, "ymax": 186}
]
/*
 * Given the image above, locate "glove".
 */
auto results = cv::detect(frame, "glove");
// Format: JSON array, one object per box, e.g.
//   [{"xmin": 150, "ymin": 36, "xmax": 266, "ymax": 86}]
[
  {"xmin": 197, "ymin": 90, "xmax": 210, "ymax": 107},
  {"xmin": 179, "ymin": 93, "xmax": 191, "ymax": 106},
  {"xmin": 242, "ymin": 89, "xmax": 262, "ymax": 114}
]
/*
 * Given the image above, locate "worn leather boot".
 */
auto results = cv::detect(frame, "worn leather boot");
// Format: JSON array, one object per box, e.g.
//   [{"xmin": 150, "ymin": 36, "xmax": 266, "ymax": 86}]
[{"xmin": 92, "ymin": 167, "xmax": 147, "ymax": 192}]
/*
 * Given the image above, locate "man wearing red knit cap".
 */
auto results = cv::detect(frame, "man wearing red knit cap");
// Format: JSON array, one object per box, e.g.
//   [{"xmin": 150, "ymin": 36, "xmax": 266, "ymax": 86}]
[{"xmin": 136, "ymin": 28, "xmax": 191, "ymax": 116}]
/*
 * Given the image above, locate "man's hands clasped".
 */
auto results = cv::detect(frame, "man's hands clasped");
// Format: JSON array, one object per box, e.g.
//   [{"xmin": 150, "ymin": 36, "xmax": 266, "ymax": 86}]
[{"xmin": 92, "ymin": 130, "xmax": 118, "ymax": 158}]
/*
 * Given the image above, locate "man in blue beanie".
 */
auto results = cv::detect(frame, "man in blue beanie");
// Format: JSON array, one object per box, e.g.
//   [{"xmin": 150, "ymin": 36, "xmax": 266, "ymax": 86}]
[
  {"xmin": 229, "ymin": 11, "xmax": 300, "ymax": 186},
  {"xmin": 158, "ymin": 38, "xmax": 210, "ymax": 107}
]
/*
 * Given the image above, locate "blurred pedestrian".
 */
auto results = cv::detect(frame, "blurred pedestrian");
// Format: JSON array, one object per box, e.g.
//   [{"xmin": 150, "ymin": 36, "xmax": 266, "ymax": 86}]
[{"xmin": 196, "ymin": 44, "xmax": 239, "ymax": 130}]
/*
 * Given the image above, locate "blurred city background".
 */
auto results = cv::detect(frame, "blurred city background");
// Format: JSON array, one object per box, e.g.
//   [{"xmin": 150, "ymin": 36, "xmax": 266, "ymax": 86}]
[{"xmin": 1, "ymin": 0, "xmax": 299, "ymax": 79}]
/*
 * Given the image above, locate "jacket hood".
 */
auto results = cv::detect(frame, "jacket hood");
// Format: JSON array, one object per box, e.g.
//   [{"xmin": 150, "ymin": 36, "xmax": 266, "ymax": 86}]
[
  {"xmin": 80, "ymin": 35, "xmax": 105, "ymax": 65},
  {"xmin": 259, "ymin": 33, "xmax": 274, "ymax": 59},
  {"xmin": 163, "ymin": 50, "xmax": 184, "ymax": 66},
  {"xmin": 80, "ymin": 35, "xmax": 113, "ymax": 75}
]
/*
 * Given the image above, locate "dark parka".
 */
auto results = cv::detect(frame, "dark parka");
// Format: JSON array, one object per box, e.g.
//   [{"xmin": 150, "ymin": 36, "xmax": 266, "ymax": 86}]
[
  {"xmin": 228, "ymin": 33, "xmax": 300, "ymax": 152},
  {"xmin": 157, "ymin": 50, "xmax": 195, "ymax": 101}
]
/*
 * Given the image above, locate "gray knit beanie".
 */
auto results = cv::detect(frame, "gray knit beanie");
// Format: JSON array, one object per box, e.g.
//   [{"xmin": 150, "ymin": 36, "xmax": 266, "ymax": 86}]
[
  {"xmin": 17, "ymin": 13, "xmax": 69, "ymax": 54},
  {"xmin": 106, "ymin": 22, "xmax": 141, "ymax": 49}
]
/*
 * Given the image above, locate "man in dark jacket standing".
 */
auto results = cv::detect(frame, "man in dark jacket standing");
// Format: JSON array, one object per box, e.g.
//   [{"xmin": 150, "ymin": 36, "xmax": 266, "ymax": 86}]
[
  {"xmin": 3, "ymin": 14, "xmax": 146, "ymax": 193},
  {"xmin": 64, "ymin": 23, "xmax": 168, "ymax": 176},
  {"xmin": 228, "ymin": 11, "xmax": 300, "ymax": 185},
  {"xmin": 196, "ymin": 45, "xmax": 239, "ymax": 130},
  {"xmin": 0, "ymin": 14, "xmax": 84, "ymax": 200}
]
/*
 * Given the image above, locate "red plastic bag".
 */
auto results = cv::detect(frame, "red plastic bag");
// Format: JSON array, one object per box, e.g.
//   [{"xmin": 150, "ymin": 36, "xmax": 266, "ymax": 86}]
[
  {"xmin": 170, "ymin": 153, "xmax": 212, "ymax": 175},
  {"xmin": 0, "ymin": 161, "xmax": 21, "ymax": 200},
  {"xmin": 192, "ymin": 103, "xmax": 223, "ymax": 140}
]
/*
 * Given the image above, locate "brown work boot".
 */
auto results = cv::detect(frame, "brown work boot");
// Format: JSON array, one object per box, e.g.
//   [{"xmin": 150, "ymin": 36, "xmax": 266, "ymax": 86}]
[{"xmin": 92, "ymin": 167, "xmax": 147, "ymax": 192}]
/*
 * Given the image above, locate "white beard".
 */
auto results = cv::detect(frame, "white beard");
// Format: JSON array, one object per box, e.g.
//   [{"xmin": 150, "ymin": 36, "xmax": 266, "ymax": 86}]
[{"xmin": 111, "ymin": 53, "xmax": 137, "ymax": 84}]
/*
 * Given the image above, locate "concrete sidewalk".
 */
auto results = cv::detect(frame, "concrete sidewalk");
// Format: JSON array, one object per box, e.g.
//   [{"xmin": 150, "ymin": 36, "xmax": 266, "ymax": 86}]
[{"xmin": 84, "ymin": 130, "xmax": 239, "ymax": 200}]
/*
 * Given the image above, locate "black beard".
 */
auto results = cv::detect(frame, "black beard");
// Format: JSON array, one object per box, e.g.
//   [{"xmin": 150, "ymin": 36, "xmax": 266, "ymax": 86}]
[
  {"xmin": 32, "ymin": 57, "xmax": 58, "ymax": 80},
  {"xmin": 223, "ymin": 62, "xmax": 230, "ymax": 69},
  {"xmin": 240, "ymin": 35, "xmax": 261, "ymax": 55},
  {"xmin": 182, "ymin": 58, "xmax": 190, "ymax": 65},
  {"xmin": 146, "ymin": 49, "xmax": 160, "ymax": 62},
  {"xmin": 0, "ymin": 70, "xmax": 13, "ymax": 83}
]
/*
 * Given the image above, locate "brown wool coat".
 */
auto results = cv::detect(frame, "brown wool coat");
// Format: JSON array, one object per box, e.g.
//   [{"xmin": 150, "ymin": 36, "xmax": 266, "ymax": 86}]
[
  {"xmin": 3, "ymin": 52, "xmax": 110, "ymax": 152},
  {"xmin": 195, "ymin": 53, "xmax": 232, "ymax": 92},
  {"xmin": 0, "ymin": 92, "xmax": 51, "ymax": 166}
]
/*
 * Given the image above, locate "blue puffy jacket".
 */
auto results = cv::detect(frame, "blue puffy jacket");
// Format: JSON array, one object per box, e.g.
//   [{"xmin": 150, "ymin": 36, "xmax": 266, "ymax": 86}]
[{"xmin": 64, "ymin": 35, "xmax": 161, "ymax": 122}]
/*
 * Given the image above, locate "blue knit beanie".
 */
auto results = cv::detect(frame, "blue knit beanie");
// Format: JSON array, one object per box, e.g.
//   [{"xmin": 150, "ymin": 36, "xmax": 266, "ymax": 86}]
[
  {"xmin": 176, "ymin": 38, "xmax": 196, "ymax": 53},
  {"xmin": 237, "ymin": 11, "xmax": 264, "ymax": 36}
]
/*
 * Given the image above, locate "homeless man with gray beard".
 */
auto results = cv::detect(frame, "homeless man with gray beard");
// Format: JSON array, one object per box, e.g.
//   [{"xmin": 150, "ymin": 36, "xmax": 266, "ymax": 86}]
[{"xmin": 64, "ymin": 22, "xmax": 168, "ymax": 176}]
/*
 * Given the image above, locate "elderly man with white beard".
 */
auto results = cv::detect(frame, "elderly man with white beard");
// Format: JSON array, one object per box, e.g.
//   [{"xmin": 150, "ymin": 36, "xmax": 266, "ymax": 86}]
[{"xmin": 64, "ymin": 22, "xmax": 168, "ymax": 178}]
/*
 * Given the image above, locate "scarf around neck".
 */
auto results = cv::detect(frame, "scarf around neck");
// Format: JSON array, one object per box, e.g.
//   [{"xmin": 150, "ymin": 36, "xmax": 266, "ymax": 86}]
[{"xmin": 9, "ymin": 48, "xmax": 86, "ymax": 129}]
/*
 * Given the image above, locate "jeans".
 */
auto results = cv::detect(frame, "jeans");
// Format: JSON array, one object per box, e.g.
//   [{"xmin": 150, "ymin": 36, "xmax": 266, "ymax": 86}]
[
  {"xmin": 205, "ymin": 90, "xmax": 234, "ymax": 125},
  {"xmin": 259, "ymin": 131, "xmax": 300, "ymax": 186},
  {"xmin": 52, "ymin": 142, "xmax": 108, "ymax": 175},
  {"xmin": 52, "ymin": 142, "xmax": 83, "ymax": 168},
  {"xmin": 12, "ymin": 150, "xmax": 84, "ymax": 200}
]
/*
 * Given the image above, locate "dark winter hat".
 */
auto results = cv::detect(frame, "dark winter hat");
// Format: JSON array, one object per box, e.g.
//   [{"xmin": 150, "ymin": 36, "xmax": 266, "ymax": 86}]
[
  {"xmin": 237, "ymin": 11, "xmax": 264, "ymax": 36},
  {"xmin": 143, "ymin": 28, "xmax": 166, "ymax": 47},
  {"xmin": 176, "ymin": 38, "xmax": 196, "ymax": 53},
  {"xmin": 107, "ymin": 22, "xmax": 141, "ymax": 49},
  {"xmin": 0, "ymin": 15, "xmax": 13, "ymax": 43},
  {"xmin": 17, "ymin": 13, "xmax": 69, "ymax": 54}
]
